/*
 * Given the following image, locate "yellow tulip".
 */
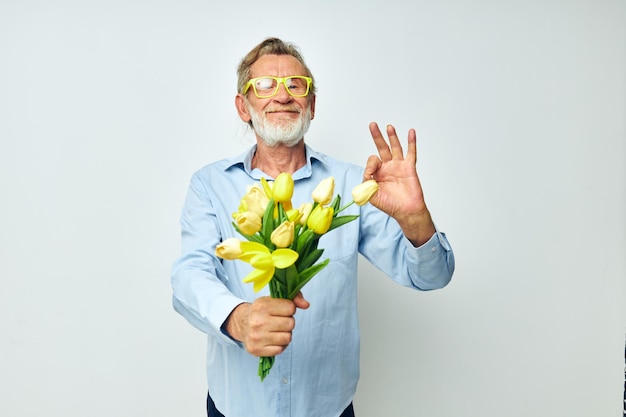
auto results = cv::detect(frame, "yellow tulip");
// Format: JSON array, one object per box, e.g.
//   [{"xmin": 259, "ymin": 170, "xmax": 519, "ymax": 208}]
[
  {"xmin": 235, "ymin": 211, "xmax": 262, "ymax": 235},
  {"xmin": 244, "ymin": 186, "xmax": 269, "ymax": 217},
  {"xmin": 215, "ymin": 238, "xmax": 242, "ymax": 260},
  {"xmin": 271, "ymin": 221, "xmax": 295, "ymax": 248},
  {"xmin": 311, "ymin": 177, "xmax": 334, "ymax": 205},
  {"xmin": 285, "ymin": 208, "xmax": 302, "ymax": 223},
  {"xmin": 272, "ymin": 173, "xmax": 294, "ymax": 203},
  {"xmin": 307, "ymin": 205, "xmax": 334, "ymax": 234},
  {"xmin": 297, "ymin": 202, "xmax": 313, "ymax": 225},
  {"xmin": 239, "ymin": 242, "xmax": 299, "ymax": 292},
  {"xmin": 352, "ymin": 180, "xmax": 379, "ymax": 206}
]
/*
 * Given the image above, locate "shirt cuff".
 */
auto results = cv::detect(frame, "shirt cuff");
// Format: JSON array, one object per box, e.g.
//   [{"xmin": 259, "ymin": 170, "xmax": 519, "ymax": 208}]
[
  {"xmin": 209, "ymin": 295, "xmax": 248, "ymax": 348},
  {"xmin": 405, "ymin": 225, "xmax": 452, "ymax": 262}
]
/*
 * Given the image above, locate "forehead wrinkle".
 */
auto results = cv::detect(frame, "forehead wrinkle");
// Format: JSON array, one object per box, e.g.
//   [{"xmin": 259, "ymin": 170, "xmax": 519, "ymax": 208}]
[{"xmin": 250, "ymin": 55, "xmax": 306, "ymax": 79}]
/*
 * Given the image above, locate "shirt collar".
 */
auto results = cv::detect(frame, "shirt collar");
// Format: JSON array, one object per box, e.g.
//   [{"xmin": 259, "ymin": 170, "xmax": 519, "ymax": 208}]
[{"xmin": 223, "ymin": 144, "xmax": 324, "ymax": 180}]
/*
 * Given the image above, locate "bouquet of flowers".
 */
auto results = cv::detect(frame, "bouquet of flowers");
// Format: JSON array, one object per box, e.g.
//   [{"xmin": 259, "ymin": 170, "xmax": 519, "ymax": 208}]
[{"xmin": 215, "ymin": 173, "xmax": 379, "ymax": 381}]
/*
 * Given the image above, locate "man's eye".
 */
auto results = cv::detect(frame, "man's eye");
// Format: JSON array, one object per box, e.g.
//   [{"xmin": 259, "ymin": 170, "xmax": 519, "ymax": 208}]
[
  {"xmin": 286, "ymin": 79, "xmax": 307, "ymax": 91},
  {"xmin": 255, "ymin": 79, "xmax": 275, "ymax": 90}
]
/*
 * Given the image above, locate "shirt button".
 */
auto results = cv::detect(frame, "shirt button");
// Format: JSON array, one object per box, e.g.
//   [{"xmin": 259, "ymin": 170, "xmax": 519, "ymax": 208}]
[
  {"xmin": 282, "ymin": 377, "xmax": 289, "ymax": 384},
  {"xmin": 431, "ymin": 246, "xmax": 437, "ymax": 253}
]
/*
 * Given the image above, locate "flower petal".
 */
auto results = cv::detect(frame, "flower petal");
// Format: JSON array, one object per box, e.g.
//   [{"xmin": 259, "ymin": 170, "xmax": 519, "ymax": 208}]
[
  {"xmin": 235, "ymin": 211, "xmax": 262, "ymax": 235},
  {"xmin": 260, "ymin": 177, "xmax": 273, "ymax": 199},
  {"xmin": 242, "ymin": 267, "xmax": 274, "ymax": 292},
  {"xmin": 352, "ymin": 180, "xmax": 379, "ymax": 206},
  {"xmin": 270, "ymin": 221, "xmax": 295, "ymax": 248},
  {"xmin": 272, "ymin": 248, "xmax": 299, "ymax": 269},
  {"xmin": 311, "ymin": 177, "xmax": 335, "ymax": 205},
  {"xmin": 273, "ymin": 173, "xmax": 294, "ymax": 203},
  {"xmin": 249, "ymin": 252, "xmax": 273, "ymax": 270},
  {"xmin": 244, "ymin": 186, "xmax": 269, "ymax": 217},
  {"xmin": 307, "ymin": 205, "xmax": 334, "ymax": 234},
  {"xmin": 297, "ymin": 202, "xmax": 313, "ymax": 225},
  {"xmin": 239, "ymin": 241, "xmax": 270, "ymax": 263},
  {"xmin": 215, "ymin": 238, "xmax": 242, "ymax": 260}
]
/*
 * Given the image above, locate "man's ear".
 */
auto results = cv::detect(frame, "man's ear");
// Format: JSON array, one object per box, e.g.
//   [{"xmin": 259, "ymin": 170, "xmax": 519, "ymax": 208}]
[
  {"xmin": 309, "ymin": 95, "xmax": 316, "ymax": 120},
  {"xmin": 235, "ymin": 94, "xmax": 251, "ymax": 123}
]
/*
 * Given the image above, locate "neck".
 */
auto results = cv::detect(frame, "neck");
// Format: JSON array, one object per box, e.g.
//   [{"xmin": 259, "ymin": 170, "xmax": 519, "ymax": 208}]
[{"xmin": 252, "ymin": 139, "xmax": 307, "ymax": 178}]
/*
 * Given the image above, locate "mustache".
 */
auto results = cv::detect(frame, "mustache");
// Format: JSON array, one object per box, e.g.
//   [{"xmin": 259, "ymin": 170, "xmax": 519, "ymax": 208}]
[{"xmin": 264, "ymin": 106, "xmax": 302, "ymax": 114}]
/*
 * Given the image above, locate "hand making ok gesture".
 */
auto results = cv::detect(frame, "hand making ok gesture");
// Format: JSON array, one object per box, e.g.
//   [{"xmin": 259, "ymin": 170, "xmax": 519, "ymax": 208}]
[{"xmin": 363, "ymin": 122, "xmax": 437, "ymax": 247}]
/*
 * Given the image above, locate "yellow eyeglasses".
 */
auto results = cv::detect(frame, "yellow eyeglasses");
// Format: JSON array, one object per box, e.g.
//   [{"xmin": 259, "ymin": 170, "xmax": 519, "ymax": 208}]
[{"xmin": 243, "ymin": 76, "xmax": 313, "ymax": 98}]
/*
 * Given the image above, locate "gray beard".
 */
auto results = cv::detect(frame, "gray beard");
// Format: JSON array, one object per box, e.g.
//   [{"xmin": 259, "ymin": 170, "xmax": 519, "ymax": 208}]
[{"xmin": 248, "ymin": 105, "xmax": 312, "ymax": 147}]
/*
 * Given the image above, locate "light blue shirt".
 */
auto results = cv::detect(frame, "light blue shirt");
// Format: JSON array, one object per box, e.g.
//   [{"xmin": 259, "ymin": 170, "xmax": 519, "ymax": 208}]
[{"xmin": 171, "ymin": 144, "xmax": 455, "ymax": 417}]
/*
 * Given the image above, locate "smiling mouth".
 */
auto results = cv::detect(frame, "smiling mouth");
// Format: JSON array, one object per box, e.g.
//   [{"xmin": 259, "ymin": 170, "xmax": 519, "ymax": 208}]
[{"xmin": 266, "ymin": 107, "xmax": 301, "ymax": 114}]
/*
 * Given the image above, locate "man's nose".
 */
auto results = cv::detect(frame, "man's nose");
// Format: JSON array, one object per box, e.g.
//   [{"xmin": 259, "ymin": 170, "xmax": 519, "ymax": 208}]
[{"xmin": 273, "ymin": 83, "xmax": 293, "ymax": 102}]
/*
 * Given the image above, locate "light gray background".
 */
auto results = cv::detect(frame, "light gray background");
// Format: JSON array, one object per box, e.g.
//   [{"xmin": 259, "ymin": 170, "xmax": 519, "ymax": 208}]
[{"xmin": 1, "ymin": 1, "xmax": 624, "ymax": 416}]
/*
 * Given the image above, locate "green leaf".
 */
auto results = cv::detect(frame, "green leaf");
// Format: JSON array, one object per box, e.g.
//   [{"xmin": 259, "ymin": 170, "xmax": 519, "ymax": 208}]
[
  {"xmin": 288, "ymin": 259, "xmax": 330, "ymax": 299},
  {"xmin": 328, "ymin": 215, "xmax": 359, "ymax": 231},
  {"xmin": 285, "ymin": 265, "xmax": 299, "ymax": 296},
  {"xmin": 297, "ymin": 248, "xmax": 324, "ymax": 271},
  {"xmin": 290, "ymin": 224, "xmax": 303, "ymax": 251},
  {"xmin": 296, "ymin": 228, "xmax": 315, "ymax": 252},
  {"xmin": 269, "ymin": 274, "xmax": 286, "ymax": 299},
  {"xmin": 277, "ymin": 202, "xmax": 288, "ymax": 223},
  {"xmin": 262, "ymin": 200, "xmax": 275, "ymax": 247},
  {"xmin": 273, "ymin": 268, "xmax": 286, "ymax": 286},
  {"xmin": 330, "ymin": 194, "xmax": 341, "ymax": 212}
]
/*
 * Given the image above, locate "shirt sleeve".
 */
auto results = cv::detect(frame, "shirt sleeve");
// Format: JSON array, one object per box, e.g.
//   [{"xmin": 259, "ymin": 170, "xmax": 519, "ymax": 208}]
[
  {"xmin": 358, "ymin": 204, "xmax": 455, "ymax": 290},
  {"xmin": 170, "ymin": 173, "xmax": 245, "ymax": 347},
  {"xmin": 403, "ymin": 227, "xmax": 455, "ymax": 289}
]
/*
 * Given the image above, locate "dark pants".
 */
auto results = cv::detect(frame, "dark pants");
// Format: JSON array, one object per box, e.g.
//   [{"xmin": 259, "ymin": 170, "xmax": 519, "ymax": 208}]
[{"xmin": 207, "ymin": 391, "xmax": 355, "ymax": 417}]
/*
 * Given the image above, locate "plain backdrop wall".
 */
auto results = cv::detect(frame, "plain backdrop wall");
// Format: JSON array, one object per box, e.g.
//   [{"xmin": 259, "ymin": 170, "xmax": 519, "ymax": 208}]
[{"xmin": 1, "ymin": 1, "xmax": 624, "ymax": 416}]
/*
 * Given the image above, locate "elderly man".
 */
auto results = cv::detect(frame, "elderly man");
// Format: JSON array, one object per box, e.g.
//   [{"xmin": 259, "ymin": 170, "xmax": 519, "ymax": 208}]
[{"xmin": 171, "ymin": 37, "xmax": 455, "ymax": 417}]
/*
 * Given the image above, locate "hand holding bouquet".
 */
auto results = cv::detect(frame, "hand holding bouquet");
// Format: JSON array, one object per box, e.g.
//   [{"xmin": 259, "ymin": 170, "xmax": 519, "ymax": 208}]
[{"xmin": 216, "ymin": 173, "xmax": 378, "ymax": 381}]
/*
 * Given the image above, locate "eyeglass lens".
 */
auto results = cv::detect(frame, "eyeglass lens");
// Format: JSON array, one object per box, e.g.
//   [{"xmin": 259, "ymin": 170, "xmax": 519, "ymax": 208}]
[{"xmin": 253, "ymin": 77, "xmax": 309, "ymax": 97}]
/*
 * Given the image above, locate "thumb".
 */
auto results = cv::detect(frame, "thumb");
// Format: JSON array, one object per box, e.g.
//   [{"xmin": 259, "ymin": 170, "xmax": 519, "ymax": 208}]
[{"xmin": 292, "ymin": 292, "xmax": 310, "ymax": 310}]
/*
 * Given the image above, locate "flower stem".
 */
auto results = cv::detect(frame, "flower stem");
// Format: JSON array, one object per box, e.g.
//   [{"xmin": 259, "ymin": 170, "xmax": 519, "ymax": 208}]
[{"xmin": 335, "ymin": 200, "xmax": 355, "ymax": 215}]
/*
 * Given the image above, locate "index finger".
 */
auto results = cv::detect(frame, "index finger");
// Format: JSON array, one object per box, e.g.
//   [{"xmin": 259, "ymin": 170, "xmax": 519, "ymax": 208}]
[
  {"xmin": 269, "ymin": 297, "xmax": 298, "ymax": 317},
  {"xmin": 369, "ymin": 122, "xmax": 392, "ymax": 162}
]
